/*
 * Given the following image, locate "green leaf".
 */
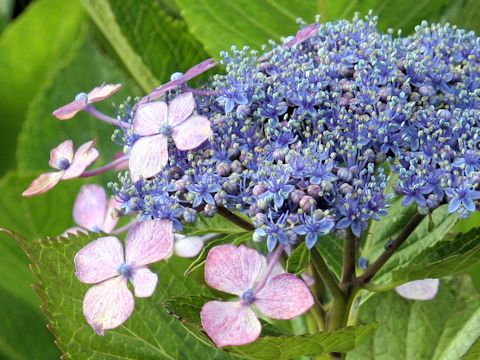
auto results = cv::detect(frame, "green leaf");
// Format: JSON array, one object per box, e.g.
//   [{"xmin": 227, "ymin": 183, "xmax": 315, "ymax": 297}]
[
  {"xmin": 184, "ymin": 232, "xmax": 252, "ymax": 275},
  {"xmin": 81, "ymin": 0, "xmax": 210, "ymax": 92},
  {"xmin": 16, "ymin": 26, "xmax": 140, "ymax": 181},
  {"xmin": 315, "ymin": 234, "xmax": 343, "ymax": 279},
  {"xmin": 164, "ymin": 295, "xmax": 378, "ymax": 359},
  {"xmin": 441, "ymin": 0, "xmax": 480, "ymax": 33},
  {"xmin": 348, "ymin": 276, "xmax": 480, "ymax": 360},
  {"xmin": 0, "ymin": 0, "xmax": 85, "ymax": 174},
  {"xmin": 182, "ymin": 214, "xmax": 250, "ymax": 236},
  {"xmin": 4, "ymin": 230, "xmax": 232, "ymax": 359},
  {"xmin": 286, "ymin": 242, "xmax": 311, "ymax": 275},
  {"xmin": 462, "ymin": 338, "xmax": 480, "ymax": 360}
]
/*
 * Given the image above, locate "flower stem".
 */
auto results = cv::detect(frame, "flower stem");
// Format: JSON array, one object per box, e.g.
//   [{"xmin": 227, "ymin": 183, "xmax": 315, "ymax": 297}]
[
  {"xmin": 111, "ymin": 219, "xmax": 136, "ymax": 235},
  {"xmin": 340, "ymin": 231, "xmax": 357, "ymax": 292},
  {"xmin": 183, "ymin": 87, "xmax": 218, "ymax": 96},
  {"xmin": 311, "ymin": 248, "xmax": 343, "ymax": 300},
  {"xmin": 217, "ymin": 207, "xmax": 255, "ymax": 231},
  {"xmin": 80, "ymin": 155, "xmax": 128, "ymax": 178},
  {"xmin": 85, "ymin": 105, "xmax": 132, "ymax": 129},
  {"xmin": 254, "ymin": 244, "xmax": 284, "ymax": 294}
]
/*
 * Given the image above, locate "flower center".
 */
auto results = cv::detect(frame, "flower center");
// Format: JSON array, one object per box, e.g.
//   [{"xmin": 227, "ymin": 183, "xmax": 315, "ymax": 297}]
[
  {"xmin": 57, "ymin": 157, "xmax": 71, "ymax": 170},
  {"xmin": 240, "ymin": 289, "xmax": 255, "ymax": 305},
  {"xmin": 159, "ymin": 123, "xmax": 173, "ymax": 136},
  {"xmin": 117, "ymin": 263, "xmax": 132, "ymax": 278},
  {"xmin": 75, "ymin": 92, "xmax": 89, "ymax": 102}
]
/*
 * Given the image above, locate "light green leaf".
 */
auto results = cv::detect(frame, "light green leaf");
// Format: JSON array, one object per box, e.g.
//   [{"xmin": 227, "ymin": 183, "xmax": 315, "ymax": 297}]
[
  {"xmin": 184, "ymin": 232, "xmax": 251, "ymax": 275},
  {"xmin": 16, "ymin": 26, "xmax": 140, "ymax": 182},
  {"xmin": 286, "ymin": 242, "xmax": 311, "ymax": 275},
  {"xmin": 164, "ymin": 295, "xmax": 378, "ymax": 359},
  {"xmin": 348, "ymin": 276, "xmax": 480, "ymax": 360},
  {"xmin": 315, "ymin": 234, "xmax": 343, "ymax": 279},
  {"xmin": 81, "ymin": 0, "xmax": 210, "ymax": 92},
  {"xmin": 182, "ymin": 214, "xmax": 250, "ymax": 236},
  {"xmin": 4, "ymin": 229, "xmax": 233, "ymax": 359},
  {"xmin": 0, "ymin": 0, "xmax": 85, "ymax": 174},
  {"xmin": 462, "ymin": 338, "xmax": 480, "ymax": 360}
]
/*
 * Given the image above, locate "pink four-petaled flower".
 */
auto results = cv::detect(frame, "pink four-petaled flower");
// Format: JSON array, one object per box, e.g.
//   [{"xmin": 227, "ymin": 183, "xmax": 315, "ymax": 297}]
[
  {"xmin": 200, "ymin": 244, "xmax": 314, "ymax": 347},
  {"xmin": 129, "ymin": 92, "xmax": 212, "ymax": 181},
  {"xmin": 22, "ymin": 139, "xmax": 99, "ymax": 197},
  {"xmin": 52, "ymin": 84, "xmax": 122, "ymax": 120},
  {"xmin": 74, "ymin": 219, "xmax": 174, "ymax": 335}
]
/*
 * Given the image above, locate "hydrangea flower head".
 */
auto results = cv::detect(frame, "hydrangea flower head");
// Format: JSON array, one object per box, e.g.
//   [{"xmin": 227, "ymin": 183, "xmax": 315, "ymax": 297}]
[
  {"xmin": 53, "ymin": 84, "xmax": 122, "ymax": 120},
  {"xmin": 129, "ymin": 92, "xmax": 212, "ymax": 181},
  {"xmin": 74, "ymin": 219, "xmax": 173, "ymax": 335},
  {"xmin": 200, "ymin": 244, "xmax": 314, "ymax": 347},
  {"xmin": 22, "ymin": 139, "xmax": 99, "ymax": 197}
]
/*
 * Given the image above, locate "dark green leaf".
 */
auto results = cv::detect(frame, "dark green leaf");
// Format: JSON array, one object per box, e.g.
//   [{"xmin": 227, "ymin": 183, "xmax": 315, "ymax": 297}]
[
  {"xmin": 182, "ymin": 214, "xmax": 250, "ymax": 236},
  {"xmin": 348, "ymin": 276, "xmax": 480, "ymax": 360},
  {"xmin": 286, "ymin": 242, "xmax": 311, "ymax": 275},
  {"xmin": 315, "ymin": 234, "xmax": 343, "ymax": 279}
]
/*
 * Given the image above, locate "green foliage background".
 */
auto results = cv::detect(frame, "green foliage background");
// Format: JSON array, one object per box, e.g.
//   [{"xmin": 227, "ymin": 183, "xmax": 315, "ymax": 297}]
[{"xmin": 0, "ymin": 0, "xmax": 480, "ymax": 359}]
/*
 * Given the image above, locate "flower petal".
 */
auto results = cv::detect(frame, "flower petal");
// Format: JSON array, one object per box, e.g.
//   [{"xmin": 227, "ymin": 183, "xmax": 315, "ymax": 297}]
[
  {"xmin": 133, "ymin": 102, "xmax": 168, "ymax": 136},
  {"xmin": 204, "ymin": 244, "xmax": 266, "ymax": 296},
  {"xmin": 83, "ymin": 276, "xmax": 134, "ymax": 335},
  {"xmin": 168, "ymin": 92, "xmax": 195, "ymax": 127},
  {"xmin": 174, "ymin": 234, "xmax": 205, "ymax": 258},
  {"xmin": 129, "ymin": 135, "xmax": 168, "ymax": 181},
  {"xmin": 74, "ymin": 236, "xmax": 124, "ymax": 284},
  {"xmin": 102, "ymin": 198, "xmax": 121, "ymax": 233},
  {"xmin": 395, "ymin": 279, "xmax": 440, "ymax": 301},
  {"xmin": 63, "ymin": 140, "xmax": 99, "ymax": 179},
  {"xmin": 73, "ymin": 185, "xmax": 108, "ymax": 231},
  {"xmin": 172, "ymin": 115, "xmax": 212, "ymax": 151},
  {"xmin": 125, "ymin": 219, "xmax": 174, "ymax": 267},
  {"xmin": 52, "ymin": 100, "xmax": 87, "ymax": 120},
  {"xmin": 284, "ymin": 23, "xmax": 318, "ymax": 48},
  {"xmin": 131, "ymin": 267, "xmax": 158, "ymax": 298},
  {"xmin": 22, "ymin": 172, "xmax": 64, "ymax": 197},
  {"xmin": 87, "ymin": 83, "xmax": 122, "ymax": 102},
  {"xmin": 254, "ymin": 273, "xmax": 314, "ymax": 319},
  {"xmin": 200, "ymin": 301, "xmax": 261, "ymax": 347},
  {"xmin": 49, "ymin": 140, "xmax": 75, "ymax": 169}
]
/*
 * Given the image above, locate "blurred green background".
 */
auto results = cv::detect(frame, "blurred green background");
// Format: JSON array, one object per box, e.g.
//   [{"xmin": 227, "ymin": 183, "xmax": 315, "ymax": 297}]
[{"xmin": 1, "ymin": 0, "xmax": 480, "ymax": 358}]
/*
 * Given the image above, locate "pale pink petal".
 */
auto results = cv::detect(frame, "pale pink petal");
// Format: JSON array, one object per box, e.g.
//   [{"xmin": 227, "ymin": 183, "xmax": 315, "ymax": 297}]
[
  {"xmin": 125, "ymin": 219, "xmax": 174, "ymax": 267},
  {"xmin": 142, "ymin": 59, "xmax": 217, "ymax": 103},
  {"xmin": 133, "ymin": 102, "xmax": 168, "ymax": 136},
  {"xmin": 74, "ymin": 236, "xmax": 124, "ymax": 284},
  {"xmin": 174, "ymin": 235, "xmax": 204, "ymax": 258},
  {"xmin": 63, "ymin": 140, "xmax": 99, "ymax": 179},
  {"xmin": 254, "ymin": 273, "xmax": 314, "ymax": 319},
  {"xmin": 52, "ymin": 99, "xmax": 87, "ymax": 120},
  {"xmin": 88, "ymin": 84, "xmax": 122, "ymax": 102},
  {"xmin": 201, "ymin": 301, "xmax": 261, "ymax": 347},
  {"xmin": 168, "ymin": 92, "xmax": 195, "ymax": 127},
  {"xmin": 130, "ymin": 267, "xmax": 158, "ymax": 298},
  {"xmin": 83, "ymin": 276, "xmax": 134, "ymax": 335},
  {"xmin": 48, "ymin": 139, "xmax": 74, "ymax": 169},
  {"xmin": 129, "ymin": 135, "xmax": 168, "ymax": 181},
  {"xmin": 205, "ymin": 245, "xmax": 266, "ymax": 296},
  {"xmin": 395, "ymin": 279, "xmax": 440, "ymax": 301},
  {"xmin": 284, "ymin": 23, "xmax": 318, "ymax": 48},
  {"xmin": 101, "ymin": 198, "xmax": 121, "ymax": 233},
  {"xmin": 22, "ymin": 172, "xmax": 64, "ymax": 197},
  {"xmin": 171, "ymin": 115, "xmax": 212, "ymax": 151},
  {"xmin": 73, "ymin": 185, "xmax": 108, "ymax": 231}
]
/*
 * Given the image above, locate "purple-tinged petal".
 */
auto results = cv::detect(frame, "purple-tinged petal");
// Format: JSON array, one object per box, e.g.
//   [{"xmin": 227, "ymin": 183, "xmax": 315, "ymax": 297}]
[
  {"xmin": 22, "ymin": 172, "xmax": 64, "ymax": 197},
  {"xmin": 133, "ymin": 102, "xmax": 168, "ymax": 136},
  {"xmin": 284, "ymin": 23, "xmax": 318, "ymax": 48},
  {"xmin": 52, "ymin": 99, "xmax": 87, "ymax": 120},
  {"xmin": 73, "ymin": 185, "xmax": 108, "ymax": 231},
  {"xmin": 87, "ymin": 83, "xmax": 122, "ymax": 102},
  {"xmin": 254, "ymin": 273, "xmax": 314, "ymax": 319},
  {"xmin": 49, "ymin": 140, "xmax": 74, "ymax": 169},
  {"xmin": 168, "ymin": 92, "xmax": 195, "ymax": 127},
  {"xmin": 63, "ymin": 140, "xmax": 99, "ymax": 179},
  {"xmin": 142, "ymin": 59, "xmax": 217, "ymax": 103},
  {"xmin": 102, "ymin": 198, "xmax": 121, "ymax": 233},
  {"xmin": 129, "ymin": 134, "xmax": 168, "ymax": 181},
  {"xmin": 448, "ymin": 197, "xmax": 461, "ymax": 213},
  {"xmin": 204, "ymin": 244, "xmax": 266, "ymax": 296},
  {"xmin": 174, "ymin": 234, "xmax": 205, "ymax": 258},
  {"xmin": 74, "ymin": 236, "xmax": 124, "ymax": 284},
  {"xmin": 125, "ymin": 219, "xmax": 174, "ymax": 267},
  {"xmin": 130, "ymin": 267, "xmax": 158, "ymax": 298},
  {"xmin": 200, "ymin": 301, "xmax": 261, "ymax": 347},
  {"xmin": 83, "ymin": 276, "xmax": 134, "ymax": 335},
  {"xmin": 395, "ymin": 279, "xmax": 439, "ymax": 301},
  {"xmin": 171, "ymin": 115, "xmax": 212, "ymax": 151}
]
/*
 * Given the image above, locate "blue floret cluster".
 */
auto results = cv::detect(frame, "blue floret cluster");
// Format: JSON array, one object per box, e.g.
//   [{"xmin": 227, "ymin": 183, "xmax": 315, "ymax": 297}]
[{"xmin": 111, "ymin": 15, "xmax": 480, "ymax": 251}]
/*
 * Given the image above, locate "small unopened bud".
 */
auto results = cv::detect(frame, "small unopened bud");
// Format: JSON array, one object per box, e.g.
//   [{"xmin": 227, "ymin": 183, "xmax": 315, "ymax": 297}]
[
  {"xmin": 183, "ymin": 208, "xmax": 197, "ymax": 223},
  {"xmin": 214, "ymin": 192, "xmax": 225, "ymax": 206},
  {"xmin": 312, "ymin": 209, "xmax": 325, "ymax": 220},
  {"xmin": 203, "ymin": 204, "xmax": 217, "ymax": 217},
  {"xmin": 216, "ymin": 162, "xmax": 231, "ymax": 177},
  {"xmin": 287, "ymin": 213, "xmax": 300, "ymax": 225},
  {"xmin": 339, "ymin": 183, "xmax": 354, "ymax": 195},
  {"xmin": 252, "ymin": 184, "xmax": 267, "ymax": 197},
  {"xmin": 230, "ymin": 160, "xmax": 243, "ymax": 173},
  {"xmin": 256, "ymin": 198, "xmax": 269, "ymax": 210},
  {"xmin": 358, "ymin": 257, "xmax": 368, "ymax": 270},
  {"xmin": 223, "ymin": 180, "xmax": 239, "ymax": 194},
  {"xmin": 337, "ymin": 168, "xmax": 353, "ymax": 183},
  {"xmin": 175, "ymin": 178, "xmax": 187, "ymax": 192},
  {"xmin": 290, "ymin": 189, "xmax": 306, "ymax": 204},
  {"xmin": 273, "ymin": 148, "xmax": 286, "ymax": 161},
  {"xmin": 299, "ymin": 195, "xmax": 317, "ymax": 212},
  {"xmin": 286, "ymin": 229, "xmax": 298, "ymax": 244},
  {"xmin": 252, "ymin": 213, "xmax": 266, "ymax": 227},
  {"xmin": 307, "ymin": 184, "xmax": 321, "ymax": 199},
  {"xmin": 236, "ymin": 104, "xmax": 251, "ymax": 117}
]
